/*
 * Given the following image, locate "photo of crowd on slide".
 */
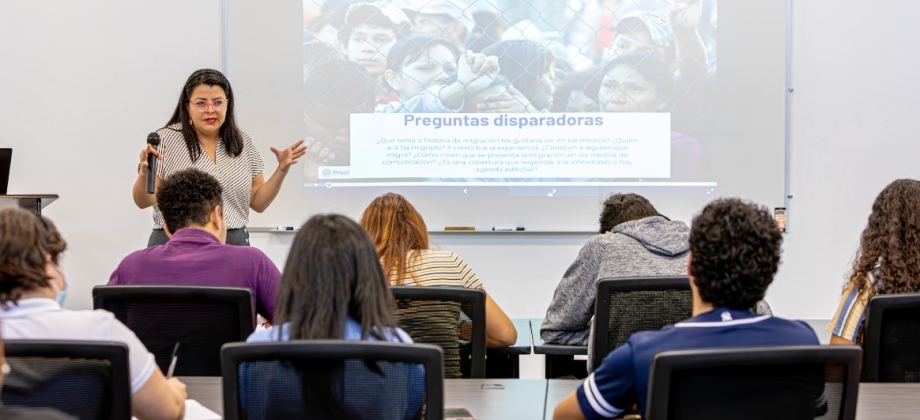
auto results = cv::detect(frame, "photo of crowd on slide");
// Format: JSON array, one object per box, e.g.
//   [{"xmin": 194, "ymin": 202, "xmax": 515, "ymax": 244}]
[{"xmin": 302, "ymin": 0, "xmax": 717, "ymax": 184}]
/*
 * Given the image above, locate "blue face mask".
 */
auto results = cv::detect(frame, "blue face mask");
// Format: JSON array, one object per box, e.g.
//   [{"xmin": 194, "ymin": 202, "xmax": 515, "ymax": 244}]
[
  {"xmin": 49, "ymin": 264, "xmax": 68, "ymax": 306},
  {"xmin": 55, "ymin": 284, "xmax": 68, "ymax": 307}
]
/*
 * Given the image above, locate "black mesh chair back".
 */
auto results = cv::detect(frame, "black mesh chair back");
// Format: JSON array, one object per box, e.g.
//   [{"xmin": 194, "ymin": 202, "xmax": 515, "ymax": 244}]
[
  {"xmin": 390, "ymin": 286, "xmax": 486, "ymax": 378},
  {"xmin": 863, "ymin": 292, "xmax": 920, "ymax": 382},
  {"xmin": 221, "ymin": 341, "xmax": 443, "ymax": 420},
  {"xmin": 593, "ymin": 277, "xmax": 692, "ymax": 366},
  {"xmin": 1, "ymin": 340, "xmax": 131, "ymax": 420},
  {"xmin": 646, "ymin": 345, "xmax": 862, "ymax": 420},
  {"xmin": 93, "ymin": 285, "xmax": 255, "ymax": 376}
]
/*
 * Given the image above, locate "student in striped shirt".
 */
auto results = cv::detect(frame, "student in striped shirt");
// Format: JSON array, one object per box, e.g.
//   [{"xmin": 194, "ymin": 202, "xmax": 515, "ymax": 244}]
[
  {"xmin": 829, "ymin": 179, "xmax": 920, "ymax": 345},
  {"xmin": 360, "ymin": 193, "xmax": 518, "ymax": 348}
]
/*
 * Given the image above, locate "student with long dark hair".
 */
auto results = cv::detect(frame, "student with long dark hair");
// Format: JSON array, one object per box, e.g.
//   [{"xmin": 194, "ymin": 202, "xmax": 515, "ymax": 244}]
[
  {"xmin": 134, "ymin": 69, "xmax": 307, "ymax": 247},
  {"xmin": 829, "ymin": 179, "xmax": 920, "ymax": 345},
  {"xmin": 245, "ymin": 214, "xmax": 423, "ymax": 419}
]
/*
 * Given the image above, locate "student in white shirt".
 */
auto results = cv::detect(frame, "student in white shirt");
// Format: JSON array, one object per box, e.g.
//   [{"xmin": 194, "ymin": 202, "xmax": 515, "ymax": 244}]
[{"xmin": 0, "ymin": 208, "xmax": 187, "ymax": 420}]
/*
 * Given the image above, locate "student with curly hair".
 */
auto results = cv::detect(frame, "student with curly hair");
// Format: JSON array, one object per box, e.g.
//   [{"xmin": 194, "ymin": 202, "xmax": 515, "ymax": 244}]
[
  {"xmin": 829, "ymin": 179, "xmax": 920, "ymax": 345},
  {"xmin": 541, "ymin": 194, "xmax": 771, "ymax": 354},
  {"xmin": 0, "ymin": 209, "xmax": 187, "ymax": 420},
  {"xmin": 110, "ymin": 169, "xmax": 280, "ymax": 322},
  {"xmin": 552, "ymin": 198, "xmax": 819, "ymax": 420}
]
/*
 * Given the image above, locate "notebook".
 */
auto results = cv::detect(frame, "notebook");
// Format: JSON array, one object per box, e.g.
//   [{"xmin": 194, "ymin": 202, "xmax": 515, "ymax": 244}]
[{"xmin": 131, "ymin": 399, "xmax": 220, "ymax": 420}]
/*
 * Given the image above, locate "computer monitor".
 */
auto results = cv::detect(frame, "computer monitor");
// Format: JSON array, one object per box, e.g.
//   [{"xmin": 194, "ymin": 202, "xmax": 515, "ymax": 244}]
[{"xmin": 0, "ymin": 148, "xmax": 11, "ymax": 195}]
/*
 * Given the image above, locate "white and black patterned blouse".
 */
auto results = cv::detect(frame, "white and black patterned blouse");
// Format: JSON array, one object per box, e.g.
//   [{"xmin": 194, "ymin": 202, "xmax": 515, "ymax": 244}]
[{"xmin": 152, "ymin": 123, "xmax": 265, "ymax": 229}]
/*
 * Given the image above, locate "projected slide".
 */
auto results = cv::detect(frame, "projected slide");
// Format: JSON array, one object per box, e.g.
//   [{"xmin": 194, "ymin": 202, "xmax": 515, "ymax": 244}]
[{"xmin": 302, "ymin": 0, "xmax": 717, "ymax": 194}]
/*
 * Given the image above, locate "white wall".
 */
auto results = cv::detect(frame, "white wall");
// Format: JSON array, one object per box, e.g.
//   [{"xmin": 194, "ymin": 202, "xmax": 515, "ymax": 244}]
[
  {"xmin": 1, "ymin": 0, "xmax": 222, "ymax": 311},
  {"xmin": 3, "ymin": 0, "xmax": 919, "ymax": 325},
  {"xmin": 771, "ymin": 0, "xmax": 920, "ymax": 318}
]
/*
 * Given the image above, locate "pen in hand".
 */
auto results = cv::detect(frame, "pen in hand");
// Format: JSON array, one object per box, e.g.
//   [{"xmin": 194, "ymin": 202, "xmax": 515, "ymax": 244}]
[{"xmin": 166, "ymin": 342, "xmax": 180, "ymax": 379}]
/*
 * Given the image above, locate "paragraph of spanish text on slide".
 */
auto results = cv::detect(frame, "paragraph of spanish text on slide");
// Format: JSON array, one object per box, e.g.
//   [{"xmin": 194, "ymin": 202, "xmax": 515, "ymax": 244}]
[{"xmin": 343, "ymin": 112, "xmax": 671, "ymax": 180}]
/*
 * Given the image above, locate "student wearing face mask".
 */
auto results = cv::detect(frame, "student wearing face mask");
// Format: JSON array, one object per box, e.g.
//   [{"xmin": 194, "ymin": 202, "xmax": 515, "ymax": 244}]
[{"xmin": 0, "ymin": 209, "xmax": 188, "ymax": 420}]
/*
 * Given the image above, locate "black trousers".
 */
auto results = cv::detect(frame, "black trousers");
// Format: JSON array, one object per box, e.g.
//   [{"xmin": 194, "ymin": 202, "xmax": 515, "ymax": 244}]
[{"xmin": 147, "ymin": 227, "xmax": 250, "ymax": 247}]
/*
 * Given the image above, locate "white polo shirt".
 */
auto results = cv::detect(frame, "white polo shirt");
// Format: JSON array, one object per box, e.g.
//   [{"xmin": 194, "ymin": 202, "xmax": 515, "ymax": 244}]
[{"xmin": 0, "ymin": 298, "xmax": 156, "ymax": 394}]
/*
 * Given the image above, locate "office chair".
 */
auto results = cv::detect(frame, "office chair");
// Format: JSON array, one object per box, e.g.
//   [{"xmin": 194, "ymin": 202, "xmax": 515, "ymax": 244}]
[
  {"xmin": 390, "ymin": 286, "xmax": 487, "ymax": 378},
  {"xmin": 592, "ymin": 277, "xmax": 692, "ymax": 367},
  {"xmin": 221, "ymin": 341, "xmax": 443, "ymax": 420},
  {"xmin": 2, "ymin": 340, "xmax": 131, "ymax": 420},
  {"xmin": 93, "ymin": 285, "xmax": 254, "ymax": 376},
  {"xmin": 646, "ymin": 345, "xmax": 862, "ymax": 420},
  {"xmin": 863, "ymin": 292, "xmax": 920, "ymax": 382}
]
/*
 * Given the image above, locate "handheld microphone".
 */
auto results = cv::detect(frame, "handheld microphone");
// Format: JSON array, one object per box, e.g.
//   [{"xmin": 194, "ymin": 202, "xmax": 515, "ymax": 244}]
[{"xmin": 146, "ymin": 133, "xmax": 161, "ymax": 194}]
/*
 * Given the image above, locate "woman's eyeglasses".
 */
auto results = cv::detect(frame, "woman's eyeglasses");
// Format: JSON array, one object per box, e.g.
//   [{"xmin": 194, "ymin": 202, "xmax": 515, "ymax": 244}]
[{"xmin": 190, "ymin": 99, "xmax": 228, "ymax": 113}]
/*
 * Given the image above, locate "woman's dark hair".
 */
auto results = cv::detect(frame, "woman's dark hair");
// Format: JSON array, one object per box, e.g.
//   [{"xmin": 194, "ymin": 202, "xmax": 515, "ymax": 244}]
[
  {"xmin": 598, "ymin": 193, "xmax": 660, "ymax": 233},
  {"xmin": 166, "ymin": 69, "xmax": 245, "ymax": 161},
  {"xmin": 274, "ymin": 214, "xmax": 399, "ymax": 341},
  {"xmin": 689, "ymin": 198, "xmax": 782, "ymax": 310},
  {"xmin": 846, "ymin": 179, "xmax": 920, "ymax": 343},
  {"xmin": 0, "ymin": 208, "xmax": 66, "ymax": 308},
  {"xmin": 481, "ymin": 40, "xmax": 554, "ymax": 110},
  {"xmin": 157, "ymin": 169, "xmax": 223, "ymax": 233},
  {"xmin": 596, "ymin": 53, "xmax": 675, "ymax": 107},
  {"xmin": 305, "ymin": 49, "xmax": 377, "ymax": 114},
  {"xmin": 386, "ymin": 34, "xmax": 461, "ymax": 72},
  {"xmin": 552, "ymin": 67, "xmax": 599, "ymax": 112}
]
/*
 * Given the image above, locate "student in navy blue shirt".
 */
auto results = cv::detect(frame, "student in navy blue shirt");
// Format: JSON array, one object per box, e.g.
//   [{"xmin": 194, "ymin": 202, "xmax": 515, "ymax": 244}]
[{"xmin": 553, "ymin": 198, "xmax": 819, "ymax": 420}]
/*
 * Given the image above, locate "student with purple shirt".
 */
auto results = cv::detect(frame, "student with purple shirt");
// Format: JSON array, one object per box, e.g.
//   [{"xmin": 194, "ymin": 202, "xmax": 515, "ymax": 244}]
[{"xmin": 109, "ymin": 169, "xmax": 280, "ymax": 321}]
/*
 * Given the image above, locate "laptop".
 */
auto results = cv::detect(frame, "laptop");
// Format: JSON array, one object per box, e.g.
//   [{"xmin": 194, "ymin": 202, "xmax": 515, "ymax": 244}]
[{"xmin": 0, "ymin": 148, "xmax": 10, "ymax": 195}]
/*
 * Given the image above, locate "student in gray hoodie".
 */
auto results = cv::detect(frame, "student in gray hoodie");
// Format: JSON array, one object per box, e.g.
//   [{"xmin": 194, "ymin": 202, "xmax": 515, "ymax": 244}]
[{"xmin": 541, "ymin": 194, "xmax": 772, "ymax": 364}]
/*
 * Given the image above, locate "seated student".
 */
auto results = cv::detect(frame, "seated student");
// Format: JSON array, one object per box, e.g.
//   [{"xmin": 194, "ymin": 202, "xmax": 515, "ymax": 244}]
[
  {"xmin": 360, "ymin": 193, "xmax": 517, "ymax": 348},
  {"xmin": 108, "ymin": 168, "xmax": 280, "ymax": 321},
  {"xmin": 829, "ymin": 179, "xmax": 920, "ymax": 345},
  {"xmin": 245, "ymin": 214, "xmax": 423, "ymax": 419},
  {"xmin": 541, "ymin": 194, "xmax": 773, "ymax": 350},
  {"xmin": 552, "ymin": 198, "xmax": 819, "ymax": 420},
  {"xmin": 0, "ymin": 208, "xmax": 186, "ymax": 420}
]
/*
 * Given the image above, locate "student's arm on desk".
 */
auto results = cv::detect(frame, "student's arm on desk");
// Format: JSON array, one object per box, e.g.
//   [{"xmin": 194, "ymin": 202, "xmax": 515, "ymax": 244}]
[
  {"xmin": 830, "ymin": 334, "xmax": 856, "ymax": 345},
  {"xmin": 553, "ymin": 392, "xmax": 587, "ymax": 420},
  {"xmin": 133, "ymin": 369, "xmax": 187, "ymax": 420},
  {"xmin": 541, "ymin": 238, "xmax": 603, "ymax": 345},
  {"xmin": 483, "ymin": 289, "xmax": 517, "ymax": 348}
]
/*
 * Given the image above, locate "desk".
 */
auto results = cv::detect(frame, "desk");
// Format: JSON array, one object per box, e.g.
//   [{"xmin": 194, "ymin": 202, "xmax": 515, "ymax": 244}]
[
  {"xmin": 531, "ymin": 318, "xmax": 588, "ymax": 356},
  {"xmin": 178, "ymin": 376, "xmax": 222, "ymax": 416},
  {"xmin": 181, "ymin": 377, "xmax": 547, "ymax": 419},
  {"xmin": 531, "ymin": 318, "xmax": 588, "ymax": 378},
  {"xmin": 446, "ymin": 379, "xmax": 546, "ymax": 419},
  {"xmin": 545, "ymin": 380, "xmax": 920, "ymax": 420},
  {"xmin": 485, "ymin": 318, "xmax": 533, "ymax": 378}
]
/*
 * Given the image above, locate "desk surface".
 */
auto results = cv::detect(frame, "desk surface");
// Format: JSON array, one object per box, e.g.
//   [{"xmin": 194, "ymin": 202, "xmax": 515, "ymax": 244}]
[
  {"xmin": 530, "ymin": 318, "xmax": 833, "ymax": 354},
  {"xmin": 184, "ymin": 375, "xmax": 920, "ymax": 420},
  {"xmin": 445, "ymin": 379, "xmax": 546, "ymax": 419},
  {"xmin": 181, "ymin": 377, "xmax": 548, "ymax": 419},
  {"xmin": 545, "ymin": 380, "xmax": 920, "ymax": 420}
]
